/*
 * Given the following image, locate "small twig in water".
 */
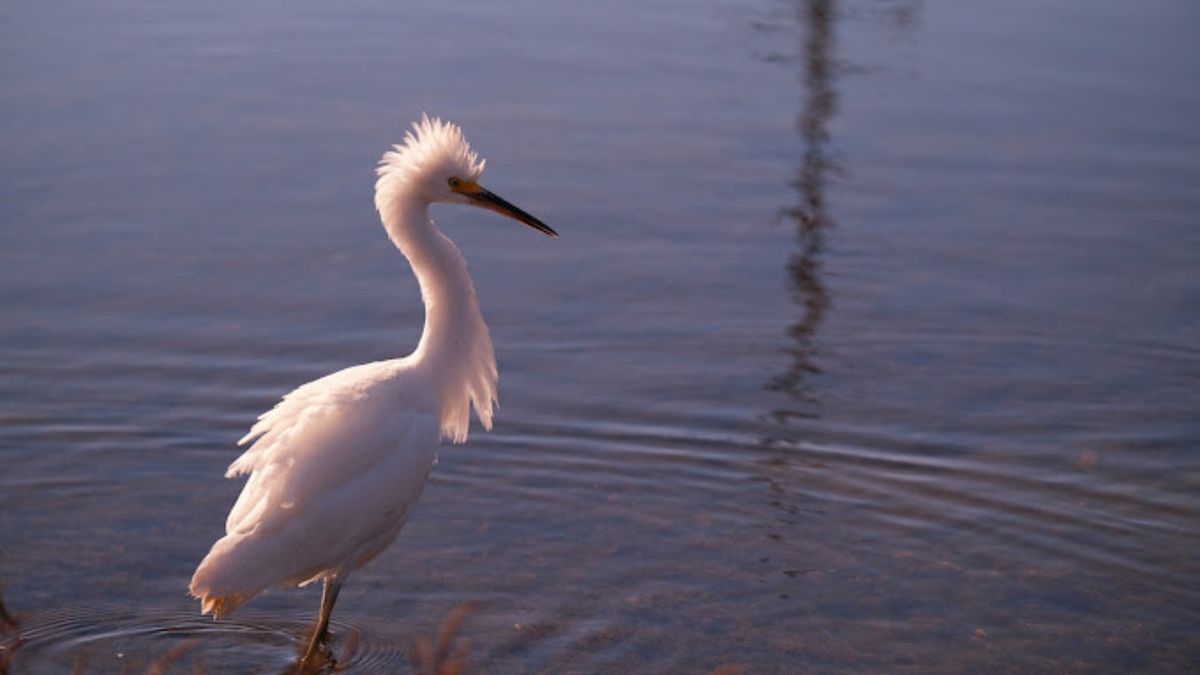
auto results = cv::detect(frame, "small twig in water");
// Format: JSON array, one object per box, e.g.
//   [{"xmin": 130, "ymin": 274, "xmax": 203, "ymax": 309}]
[
  {"xmin": 409, "ymin": 602, "xmax": 477, "ymax": 675},
  {"xmin": 0, "ymin": 582, "xmax": 22, "ymax": 675},
  {"xmin": 143, "ymin": 638, "xmax": 200, "ymax": 675}
]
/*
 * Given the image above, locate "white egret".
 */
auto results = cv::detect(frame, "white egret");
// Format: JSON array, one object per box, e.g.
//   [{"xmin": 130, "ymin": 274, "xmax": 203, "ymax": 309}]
[{"xmin": 189, "ymin": 115, "xmax": 558, "ymax": 664}]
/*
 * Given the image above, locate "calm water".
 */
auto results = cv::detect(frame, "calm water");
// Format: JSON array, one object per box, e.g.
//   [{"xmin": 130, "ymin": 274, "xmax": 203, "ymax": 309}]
[{"xmin": 3, "ymin": 0, "xmax": 1199, "ymax": 672}]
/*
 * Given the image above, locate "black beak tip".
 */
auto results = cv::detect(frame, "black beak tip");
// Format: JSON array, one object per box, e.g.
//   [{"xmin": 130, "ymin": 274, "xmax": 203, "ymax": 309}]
[{"xmin": 472, "ymin": 187, "xmax": 559, "ymax": 239}]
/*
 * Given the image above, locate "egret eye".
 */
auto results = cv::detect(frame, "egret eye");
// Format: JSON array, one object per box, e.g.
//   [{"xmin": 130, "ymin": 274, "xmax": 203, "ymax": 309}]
[{"xmin": 448, "ymin": 177, "xmax": 461, "ymax": 189}]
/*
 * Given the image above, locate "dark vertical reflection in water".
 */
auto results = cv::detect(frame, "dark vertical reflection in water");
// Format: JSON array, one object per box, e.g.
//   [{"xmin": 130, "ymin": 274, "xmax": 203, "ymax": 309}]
[
  {"xmin": 750, "ymin": 0, "xmax": 842, "ymax": 557},
  {"xmin": 765, "ymin": 0, "xmax": 838, "ymax": 427}
]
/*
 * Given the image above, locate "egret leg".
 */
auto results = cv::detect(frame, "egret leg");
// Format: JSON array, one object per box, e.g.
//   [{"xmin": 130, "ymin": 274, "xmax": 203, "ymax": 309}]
[{"xmin": 300, "ymin": 576, "xmax": 344, "ymax": 665}]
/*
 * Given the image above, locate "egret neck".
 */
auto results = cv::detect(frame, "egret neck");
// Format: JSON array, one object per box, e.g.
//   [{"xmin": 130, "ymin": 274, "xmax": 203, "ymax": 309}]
[{"xmin": 379, "ymin": 187, "xmax": 498, "ymax": 443}]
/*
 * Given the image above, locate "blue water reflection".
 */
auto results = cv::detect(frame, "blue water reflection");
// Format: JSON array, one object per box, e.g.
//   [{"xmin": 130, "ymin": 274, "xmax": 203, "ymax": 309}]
[{"xmin": 2, "ymin": 0, "xmax": 1198, "ymax": 672}]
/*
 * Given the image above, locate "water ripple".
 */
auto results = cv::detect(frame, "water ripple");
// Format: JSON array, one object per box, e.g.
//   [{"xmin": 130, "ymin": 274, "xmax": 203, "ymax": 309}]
[{"xmin": 6, "ymin": 605, "xmax": 409, "ymax": 674}]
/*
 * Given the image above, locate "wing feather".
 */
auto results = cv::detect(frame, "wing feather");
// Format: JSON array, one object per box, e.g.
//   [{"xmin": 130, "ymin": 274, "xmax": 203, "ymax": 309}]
[
  {"xmin": 222, "ymin": 361, "xmax": 435, "ymax": 537},
  {"xmin": 190, "ymin": 361, "xmax": 439, "ymax": 611}
]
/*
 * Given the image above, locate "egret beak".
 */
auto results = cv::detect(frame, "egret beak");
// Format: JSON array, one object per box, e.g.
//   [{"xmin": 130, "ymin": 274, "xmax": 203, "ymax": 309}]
[{"xmin": 453, "ymin": 181, "xmax": 558, "ymax": 238}]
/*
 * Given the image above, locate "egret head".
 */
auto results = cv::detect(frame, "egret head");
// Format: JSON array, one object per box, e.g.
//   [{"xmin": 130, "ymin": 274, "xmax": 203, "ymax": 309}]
[{"xmin": 376, "ymin": 115, "xmax": 557, "ymax": 237}]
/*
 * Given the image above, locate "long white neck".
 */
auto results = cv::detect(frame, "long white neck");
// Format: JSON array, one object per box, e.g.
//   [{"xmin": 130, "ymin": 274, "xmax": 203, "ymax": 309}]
[{"xmin": 378, "ymin": 187, "xmax": 498, "ymax": 443}]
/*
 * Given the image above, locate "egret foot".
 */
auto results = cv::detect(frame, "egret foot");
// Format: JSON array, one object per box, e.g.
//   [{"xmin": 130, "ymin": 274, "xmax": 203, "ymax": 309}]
[{"xmin": 299, "ymin": 576, "xmax": 343, "ymax": 668}]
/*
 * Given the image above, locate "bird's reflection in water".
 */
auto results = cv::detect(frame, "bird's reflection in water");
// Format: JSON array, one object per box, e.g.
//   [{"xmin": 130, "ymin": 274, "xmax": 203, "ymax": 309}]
[{"xmin": 290, "ymin": 630, "xmax": 344, "ymax": 674}]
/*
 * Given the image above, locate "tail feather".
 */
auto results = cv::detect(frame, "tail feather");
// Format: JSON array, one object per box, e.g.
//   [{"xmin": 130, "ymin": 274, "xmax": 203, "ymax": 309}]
[
  {"xmin": 190, "ymin": 531, "xmax": 327, "ymax": 618},
  {"xmin": 189, "ymin": 534, "xmax": 272, "ymax": 618},
  {"xmin": 194, "ymin": 590, "xmax": 252, "ymax": 619}
]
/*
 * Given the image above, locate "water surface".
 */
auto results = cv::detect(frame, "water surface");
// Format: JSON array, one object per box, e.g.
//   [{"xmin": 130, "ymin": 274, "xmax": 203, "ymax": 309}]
[{"xmin": 2, "ymin": 0, "xmax": 1198, "ymax": 672}]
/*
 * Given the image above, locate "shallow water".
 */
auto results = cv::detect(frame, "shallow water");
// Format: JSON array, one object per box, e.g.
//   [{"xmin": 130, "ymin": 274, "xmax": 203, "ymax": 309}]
[{"xmin": 2, "ymin": 0, "xmax": 1199, "ymax": 672}]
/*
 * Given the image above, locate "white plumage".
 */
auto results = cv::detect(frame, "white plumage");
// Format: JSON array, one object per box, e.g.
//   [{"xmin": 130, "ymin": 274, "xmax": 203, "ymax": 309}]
[{"xmin": 189, "ymin": 116, "xmax": 557, "ymax": 662}]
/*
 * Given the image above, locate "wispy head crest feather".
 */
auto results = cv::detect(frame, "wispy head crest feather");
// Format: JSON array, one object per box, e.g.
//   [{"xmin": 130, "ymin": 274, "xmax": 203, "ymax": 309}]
[{"xmin": 375, "ymin": 115, "xmax": 486, "ymax": 204}]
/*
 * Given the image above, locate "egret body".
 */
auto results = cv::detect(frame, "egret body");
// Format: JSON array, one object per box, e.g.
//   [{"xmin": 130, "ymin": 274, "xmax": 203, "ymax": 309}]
[{"xmin": 189, "ymin": 116, "xmax": 557, "ymax": 663}]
